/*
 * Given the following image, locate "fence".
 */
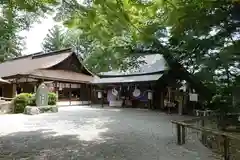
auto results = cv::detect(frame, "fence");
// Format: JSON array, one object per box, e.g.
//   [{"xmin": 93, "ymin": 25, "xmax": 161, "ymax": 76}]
[{"xmin": 172, "ymin": 116, "xmax": 240, "ymax": 160}]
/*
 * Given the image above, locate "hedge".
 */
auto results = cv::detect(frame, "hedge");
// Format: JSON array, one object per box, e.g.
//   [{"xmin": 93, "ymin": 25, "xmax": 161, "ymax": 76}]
[
  {"xmin": 48, "ymin": 92, "xmax": 57, "ymax": 105},
  {"xmin": 13, "ymin": 92, "xmax": 57, "ymax": 113},
  {"xmin": 13, "ymin": 93, "xmax": 32, "ymax": 113}
]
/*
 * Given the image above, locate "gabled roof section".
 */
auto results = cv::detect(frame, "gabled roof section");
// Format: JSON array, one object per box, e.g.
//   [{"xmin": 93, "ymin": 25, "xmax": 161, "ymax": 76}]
[
  {"xmin": 0, "ymin": 48, "xmax": 93, "ymax": 79},
  {"xmin": 99, "ymin": 54, "xmax": 168, "ymax": 77}
]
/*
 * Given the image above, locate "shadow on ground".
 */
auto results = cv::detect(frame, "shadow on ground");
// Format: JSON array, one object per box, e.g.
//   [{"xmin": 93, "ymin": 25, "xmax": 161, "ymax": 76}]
[
  {"xmin": 0, "ymin": 129, "xmax": 114, "ymax": 160},
  {"xmin": 0, "ymin": 128, "xmax": 171, "ymax": 160}
]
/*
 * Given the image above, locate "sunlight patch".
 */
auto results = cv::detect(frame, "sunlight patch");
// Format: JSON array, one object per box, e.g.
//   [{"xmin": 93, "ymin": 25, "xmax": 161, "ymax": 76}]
[{"xmin": 0, "ymin": 115, "xmax": 112, "ymax": 142}]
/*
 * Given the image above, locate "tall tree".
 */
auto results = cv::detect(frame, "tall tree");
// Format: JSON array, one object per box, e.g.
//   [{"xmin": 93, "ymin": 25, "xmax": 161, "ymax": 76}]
[
  {"xmin": 0, "ymin": 0, "xmax": 59, "ymax": 61},
  {"xmin": 55, "ymin": 0, "xmax": 240, "ymax": 102},
  {"xmin": 165, "ymin": 0, "xmax": 240, "ymax": 94},
  {"xmin": 55, "ymin": 0, "xmax": 158, "ymax": 72},
  {"xmin": 42, "ymin": 25, "xmax": 70, "ymax": 52}
]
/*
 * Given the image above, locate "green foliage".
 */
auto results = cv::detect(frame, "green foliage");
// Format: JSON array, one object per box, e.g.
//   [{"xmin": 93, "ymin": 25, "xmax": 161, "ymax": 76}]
[
  {"xmin": 42, "ymin": 25, "xmax": 71, "ymax": 52},
  {"xmin": 48, "ymin": 92, "xmax": 57, "ymax": 105},
  {"xmin": 13, "ymin": 93, "xmax": 32, "ymax": 113},
  {"xmin": 13, "ymin": 92, "xmax": 57, "ymax": 113},
  {"xmin": 55, "ymin": 0, "xmax": 240, "ymax": 108},
  {"xmin": 29, "ymin": 93, "xmax": 36, "ymax": 106},
  {"xmin": 55, "ymin": 0, "xmax": 159, "ymax": 72},
  {"xmin": 0, "ymin": 0, "xmax": 59, "ymax": 62}
]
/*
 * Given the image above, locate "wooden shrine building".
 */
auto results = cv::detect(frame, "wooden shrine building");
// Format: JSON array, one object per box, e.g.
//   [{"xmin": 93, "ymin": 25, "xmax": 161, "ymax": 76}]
[
  {"xmin": 92, "ymin": 54, "xmax": 212, "ymax": 114},
  {"xmin": 0, "ymin": 48, "xmax": 94, "ymax": 105}
]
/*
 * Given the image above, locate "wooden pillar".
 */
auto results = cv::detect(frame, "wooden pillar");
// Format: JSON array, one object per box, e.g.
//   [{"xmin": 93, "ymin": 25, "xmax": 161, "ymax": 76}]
[
  {"xmin": 223, "ymin": 136, "xmax": 230, "ymax": 160},
  {"xmin": 178, "ymin": 93, "xmax": 183, "ymax": 115},
  {"xmin": 201, "ymin": 119, "xmax": 206, "ymax": 144},
  {"xmin": 177, "ymin": 124, "xmax": 182, "ymax": 145},
  {"xmin": 69, "ymin": 84, "xmax": 72, "ymax": 105},
  {"xmin": 101, "ymin": 90, "xmax": 104, "ymax": 108},
  {"xmin": 89, "ymin": 84, "xmax": 92, "ymax": 106},
  {"xmin": 12, "ymin": 83, "xmax": 17, "ymax": 97},
  {"xmin": 181, "ymin": 126, "xmax": 186, "ymax": 144},
  {"xmin": 34, "ymin": 85, "xmax": 37, "ymax": 92},
  {"xmin": 0, "ymin": 85, "xmax": 3, "ymax": 97},
  {"xmin": 88, "ymin": 84, "xmax": 91, "ymax": 105},
  {"xmin": 160, "ymin": 91, "xmax": 164, "ymax": 109}
]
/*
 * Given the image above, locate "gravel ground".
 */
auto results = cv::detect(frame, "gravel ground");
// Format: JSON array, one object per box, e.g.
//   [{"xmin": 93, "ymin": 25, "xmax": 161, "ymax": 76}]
[{"xmin": 0, "ymin": 106, "xmax": 217, "ymax": 160}]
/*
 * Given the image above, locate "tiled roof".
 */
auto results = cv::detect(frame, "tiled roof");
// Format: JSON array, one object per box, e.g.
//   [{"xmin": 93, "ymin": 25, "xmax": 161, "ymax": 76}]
[
  {"xmin": 92, "ymin": 73, "xmax": 163, "ymax": 84},
  {"xmin": 0, "ymin": 48, "xmax": 73, "ymax": 78},
  {"xmin": 99, "ymin": 54, "xmax": 168, "ymax": 76}
]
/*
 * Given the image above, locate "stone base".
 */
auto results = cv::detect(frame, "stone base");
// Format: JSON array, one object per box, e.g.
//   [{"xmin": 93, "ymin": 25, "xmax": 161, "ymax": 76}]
[
  {"xmin": 57, "ymin": 101, "xmax": 91, "ymax": 106},
  {"xmin": 24, "ymin": 106, "xmax": 40, "ymax": 115},
  {"xmin": 109, "ymin": 100, "xmax": 123, "ymax": 107},
  {"xmin": 24, "ymin": 105, "xmax": 58, "ymax": 115},
  {"xmin": 0, "ymin": 101, "xmax": 14, "ymax": 114}
]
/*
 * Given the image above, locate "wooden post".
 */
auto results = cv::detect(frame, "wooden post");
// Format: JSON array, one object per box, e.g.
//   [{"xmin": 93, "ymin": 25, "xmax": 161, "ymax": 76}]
[
  {"xmin": 101, "ymin": 91, "xmax": 104, "ymax": 108},
  {"xmin": 178, "ymin": 94, "xmax": 183, "ymax": 115},
  {"xmin": 12, "ymin": 83, "xmax": 17, "ymax": 97},
  {"xmin": 90, "ymin": 84, "xmax": 92, "ymax": 107},
  {"xmin": 69, "ymin": 84, "xmax": 72, "ymax": 105},
  {"xmin": 160, "ymin": 91, "xmax": 163, "ymax": 109},
  {"xmin": 150, "ymin": 99, "xmax": 152, "ymax": 109},
  {"xmin": 223, "ymin": 136, "xmax": 230, "ymax": 160},
  {"xmin": 201, "ymin": 119, "xmax": 206, "ymax": 144},
  {"xmin": 177, "ymin": 124, "xmax": 182, "ymax": 145},
  {"xmin": 181, "ymin": 126, "xmax": 186, "ymax": 144}
]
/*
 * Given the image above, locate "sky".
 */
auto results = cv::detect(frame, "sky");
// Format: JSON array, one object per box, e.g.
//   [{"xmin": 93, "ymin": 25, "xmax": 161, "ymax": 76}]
[{"xmin": 20, "ymin": 17, "xmax": 56, "ymax": 55}]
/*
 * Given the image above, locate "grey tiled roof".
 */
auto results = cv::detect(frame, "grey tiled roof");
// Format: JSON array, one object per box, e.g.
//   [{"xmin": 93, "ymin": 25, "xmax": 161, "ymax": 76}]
[
  {"xmin": 99, "ymin": 54, "xmax": 168, "ymax": 76},
  {"xmin": 92, "ymin": 73, "xmax": 163, "ymax": 84}
]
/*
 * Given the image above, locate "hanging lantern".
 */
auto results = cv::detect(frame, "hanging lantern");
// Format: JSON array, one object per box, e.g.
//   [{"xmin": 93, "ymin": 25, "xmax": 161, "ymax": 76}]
[
  {"xmin": 148, "ymin": 91, "xmax": 153, "ymax": 100},
  {"xmin": 97, "ymin": 91, "xmax": 102, "ymax": 99}
]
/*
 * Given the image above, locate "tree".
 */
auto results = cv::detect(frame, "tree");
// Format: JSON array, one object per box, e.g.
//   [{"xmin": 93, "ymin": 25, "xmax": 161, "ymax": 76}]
[
  {"xmin": 0, "ymin": 0, "xmax": 59, "ymax": 62},
  {"xmin": 42, "ymin": 25, "xmax": 70, "ymax": 52},
  {"xmin": 55, "ymin": 0, "xmax": 161, "ymax": 72},
  {"xmin": 55, "ymin": 0, "xmax": 240, "ymax": 98},
  {"xmin": 165, "ymin": 1, "xmax": 240, "ymax": 95}
]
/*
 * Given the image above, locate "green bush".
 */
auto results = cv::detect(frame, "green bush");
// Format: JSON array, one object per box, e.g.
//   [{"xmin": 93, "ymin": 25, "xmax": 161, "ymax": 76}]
[
  {"xmin": 13, "ymin": 92, "xmax": 57, "ymax": 113},
  {"xmin": 13, "ymin": 93, "xmax": 32, "ymax": 113},
  {"xmin": 29, "ymin": 93, "xmax": 36, "ymax": 106},
  {"xmin": 48, "ymin": 92, "xmax": 57, "ymax": 105}
]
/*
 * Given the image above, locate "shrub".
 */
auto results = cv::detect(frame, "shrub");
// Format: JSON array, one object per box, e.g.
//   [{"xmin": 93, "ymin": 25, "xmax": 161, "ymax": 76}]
[
  {"xmin": 13, "ymin": 92, "xmax": 57, "ymax": 113},
  {"xmin": 13, "ymin": 93, "xmax": 32, "ymax": 113},
  {"xmin": 29, "ymin": 93, "xmax": 36, "ymax": 106},
  {"xmin": 48, "ymin": 92, "xmax": 57, "ymax": 105}
]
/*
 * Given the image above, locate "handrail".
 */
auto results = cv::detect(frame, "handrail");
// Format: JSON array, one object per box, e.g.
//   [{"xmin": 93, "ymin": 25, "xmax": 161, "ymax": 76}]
[
  {"xmin": 172, "ymin": 120, "xmax": 240, "ymax": 141},
  {"xmin": 172, "ymin": 117, "xmax": 240, "ymax": 160}
]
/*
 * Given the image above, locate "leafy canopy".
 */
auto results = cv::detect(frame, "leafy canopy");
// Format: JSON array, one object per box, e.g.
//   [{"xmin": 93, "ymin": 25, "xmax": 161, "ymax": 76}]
[
  {"xmin": 55, "ymin": 0, "xmax": 240, "ymax": 101},
  {"xmin": 0, "ymin": 0, "xmax": 59, "ymax": 61},
  {"xmin": 42, "ymin": 25, "xmax": 70, "ymax": 52}
]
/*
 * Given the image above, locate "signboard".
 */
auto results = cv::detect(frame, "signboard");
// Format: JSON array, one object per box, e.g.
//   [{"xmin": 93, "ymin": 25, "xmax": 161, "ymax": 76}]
[
  {"xmin": 55, "ymin": 82, "xmax": 81, "ymax": 88},
  {"xmin": 189, "ymin": 93, "xmax": 198, "ymax": 102}
]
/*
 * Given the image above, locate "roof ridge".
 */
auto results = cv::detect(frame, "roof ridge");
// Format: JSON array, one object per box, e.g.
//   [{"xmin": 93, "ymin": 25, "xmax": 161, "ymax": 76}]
[
  {"xmin": 5, "ymin": 51, "xmax": 43, "ymax": 62},
  {"xmin": 32, "ymin": 48, "xmax": 72, "ymax": 59},
  {"xmin": 2, "ymin": 48, "xmax": 73, "ymax": 63}
]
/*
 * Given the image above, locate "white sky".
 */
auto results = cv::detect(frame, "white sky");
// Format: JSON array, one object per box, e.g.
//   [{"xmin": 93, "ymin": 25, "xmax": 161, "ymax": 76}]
[{"xmin": 20, "ymin": 17, "xmax": 56, "ymax": 55}]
